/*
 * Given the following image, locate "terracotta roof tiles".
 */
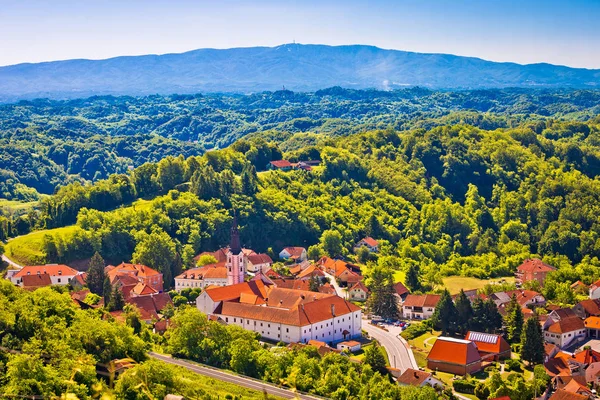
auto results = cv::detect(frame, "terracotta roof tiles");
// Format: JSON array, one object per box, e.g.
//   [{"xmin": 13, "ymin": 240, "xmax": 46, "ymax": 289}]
[{"xmin": 427, "ymin": 337, "xmax": 481, "ymax": 365}]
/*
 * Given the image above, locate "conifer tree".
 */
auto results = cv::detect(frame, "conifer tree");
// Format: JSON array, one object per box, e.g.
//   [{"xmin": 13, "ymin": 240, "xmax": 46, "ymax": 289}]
[
  {"xmin": 455, "ymin": 289, "xmax": 473, "ymax": 334},
  {"xmin": 108, "ymin": 285, "xmax": 125, "ymax": 311},
  {"xmin": 364, "ymin": 342, "xmax": 387, "ymax": 375},
  {"xmin": 405, "ymin": 264, "xmax": 421, "ymax": 293},
  {"xmin": 431, "ymin": 289, "xmax": 458, "ymax": 335},
  {"xmin": 521, "ymin": 317, "xmax": 545, "ymax": 366},
  {"xmin": 86, "ymin": 252, "xmax": 105, "ymax": 295},
  {"xmin": 103, "ymin": 276, "xmax": 112, "ymax": 305},
  {"xmin": 505, "ymin": 294, "xmax": 524, "ymax": 343}
]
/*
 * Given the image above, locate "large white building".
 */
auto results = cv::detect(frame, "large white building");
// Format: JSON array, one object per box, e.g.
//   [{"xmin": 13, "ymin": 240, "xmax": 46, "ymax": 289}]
[
  {"xmin": 196, "ymin": 280, "xmax": 362, "ymax": 345},
  {"xmin": 174, "ymin": 265, "xmax": 228, "ymax": 291},
  {"xmin": 11, "ymin": 264, "xmax": 82, "ymax": 287}
]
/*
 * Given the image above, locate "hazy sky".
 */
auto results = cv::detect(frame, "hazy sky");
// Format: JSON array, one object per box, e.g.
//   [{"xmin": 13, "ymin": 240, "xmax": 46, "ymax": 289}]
[{"xmin": 1, "ymin": 0, "xmax": 599, "ymax": 68}]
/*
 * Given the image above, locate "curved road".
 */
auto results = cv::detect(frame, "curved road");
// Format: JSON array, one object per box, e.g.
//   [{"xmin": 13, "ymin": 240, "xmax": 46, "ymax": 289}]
[
  {"xmin": 1, "ymin": 254, "xmax": 22, "ymax": 270},
  {"xmin": 362, "ymin": 321, "xmax": 418, "ymax": 372},
  {"xmin": 149, "ymin": 352, "xmax": 323, "ymax": 400}
]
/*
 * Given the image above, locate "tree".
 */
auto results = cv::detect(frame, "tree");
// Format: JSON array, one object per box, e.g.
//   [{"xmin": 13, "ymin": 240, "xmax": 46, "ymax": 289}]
[
  {"xmin": 505, "ymin": 294, "xmax": 524, "ymax": 343},
  {"xmin": 133, "ymin": 228, "xmax": 177, "ymax": 289},
  {"xmin": 320, "ymin": 230, "xmax": 343, "ymax": 257},
  {"xmin": 405, "ymin": 264, "xmax": 421, "ymax": 293},
  {"xmin": 455, "ymin": 289, "xmax": 473, "ymax": 335},
  {"xmin": 196, "ymin": 254, "xmax": 218, "ymax": 267},
  {"xmin": 85, "ymin": 252, "xmax": 105, "ymax": 295},
  {"xmin": 521, "ymin": 317, "xmax": 545, "ymax": 366},
  {"xmin": 307, "ymin": 245, "xmax": 322, "ymax": 261},
  {"xmin": 123, "ymin": 304, "xmax": 143, "ymax": 334},
  {"xmin": 103, "ymin": 276, "xmax": 112, "ymax": 306},
  {"xmin": 108, "ymin": 285, "xmax": 125, "ymax": 312},
  {"xmin": 364, "ymin": 343, "xmax": 387, "ymax": 375},
  {"xmin": 309, "ymin": 274, "xmax": 321, "ymax": 292},
  {"xmin": 241, "ymin": 164, "xmax": 259, "ymax": 196},
  {"xmin": 356, "ymin": 246, "xmax": 371, "ymax": 264},
  {"xmin": 431, "ymin": 289, "xmax": 457, "ymax": 335},
  {"xmin": 366, "ymin": 265, "xmax": 398, "ymax": 319}
]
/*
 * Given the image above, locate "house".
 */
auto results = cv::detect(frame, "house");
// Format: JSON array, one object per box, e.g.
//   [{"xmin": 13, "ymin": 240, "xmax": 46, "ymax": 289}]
[
  {"xmin": 246, "ymin": 253, "xmax": 273, "ymax": 274},
  {"xmin": 127, "ymin": 292, "xmax": 173, "ymax": 323},
  {"xmin": 105, "ymin": 263, "xmax": 163, "ymax": 292},
  {"xmin": 354, "ymin": 237, "xmax": 379, "ymax": 253},
  {"xmin": 548, "ymin": 389, "xmax": 589, "ymax": 400},
  {"xmin": 21, "ymin": 273, "xmax": 53, "ymax": 290},
  {"xmin": 402, "ymin": 294, "xmax": 441, "ymax": 320},
  {"xmin": 544, "ymin": 317, "xmax": 587, "ymax": 348},
  {"xmin": 393, "ymin": 282, "xmax": 410, "ymax": 302},
  {"xmin": 319, "ymin": 283, "xmax": 337, "ymax": 295},
  {"xmin": 348, "ymin": 281, "xmax": 369, "ymax": 302},
  {"xmin": 574, "ymin": 299, "xmax": 600, "ymax": 319},
  {"xmin": 465, "ymin": 331, "xmax": 511, "ymax": 360},
  {"xmin": 296, "ymin": 264, "xmax": 325, "ymax": 281},
  {"xmin": 584, "ymin": 316, "xmax": 600, "ymax": 339},
  {"xmin": 589, "ymin": 279, "xmax": 600, "ymax": 300},
  {"xmin": 271, "ymin": 278, "xmax": 311, "ymax": 291},
  {"xmin": 397, "ymin": 368, "xmax": 444, "ymax": 388},
  {"xmin": 279, "ymin": 247, "xmax": 307, "ymax": 262},
  {"xmin": 493, "ymin": 289, "xmax": 546, "ymax": 310},
  {"xmin": 426, "ymin": 337, "xmax": 482, "ymax": 375},
  {"xmin": 545, "ymin": 343, "xmax": 560, "ymax": 362},
  {"xmin": 196, "ymin": 280, "xmax": 362, "ymax": 345},
  {"xmin": 544, "ymin": 308, "xmax": 579, "ymax": 330},
  {"xmin": 515, "ymin": 258, "xmax": 556, "ymax": 287},
  {"xmin": 337, "ymin": 340, "xmax": 361, "ymax": 352},
  {"xmin": 174, "ymin": 265, "xmax": 228, "ymax": 291},
  {"xmin": 11, "ymin": 264, "xmax": 82, "ymax": 287},
  {"xmin": 267, "ymin": 160, "xmax": 293, "ymax": 171},
  {"xmin": 320, "ymin": 258, "xmax": 362, "ymax": 285}
]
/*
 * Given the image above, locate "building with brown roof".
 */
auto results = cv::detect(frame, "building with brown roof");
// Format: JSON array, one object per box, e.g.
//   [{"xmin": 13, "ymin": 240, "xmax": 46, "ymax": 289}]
[
  {"xmin": 348, "ymin": 281, "xmax": 369, "ymax": 302},
  {"xmin": 574, "ymin": 299, "xmax": 600, "ymax": 319},
  {"xmin": 127, "ymin": 292, "xmax": 173, "ymax": 322},
  {"xmin": 174, "ymin": 264, "xmax": 228, "ymax": 291},
  {"xmin": 279, "ymin": 247, "xmax": 307, "ymax": 262},
  {"xmin": 397, "ymin": 368, "xmax": 443, "ymax": 388},
  {"xmin": 106, "ymin": 263, "xmax": 163, "ymax": 292},
  {"xmin": 196, "ymin": 280, "xmax": 362, "ymax": 345},
  {"xmin": 426, "ymin": 337, "xmax": 482, "ymax": 376},
  {"xmin": 20, "ymin": 273, "xmax": 53, "ymax": 290},
  {"xmin": 465, "ymin": 331, "xmax": 511, "ymax": 360},
  {"xmin": 246, "ymin": 253, "xmax": 273, "ymax": 273},
  {"xmin": 268, "ymin": 160, "xmax": 293, "ymax": 171},
  {"xmin": 271, "ymin": 278, "xmax": 310, "ymax": 291},
  {"xmin": 548, "ymin": 389, "xmax": 589, "ymax": 400},
  {"xmin": 353, "ymin": 237, "xmax": 379, "ymax": 253},
  {"xmin": 545, "ymin": 316, "xmax": 587, "ymax": 349},
  {"xmin": 402, "ymin": 294, "xmax": 442, "ymax": 320},
  {"xmin": 589, "ymin": 279, "xmax": 600, "ymax": 301},
  {"xmin": 515, "ymin": 258, "xmax": 556, "ymax": 287},
  {"xmin": 12, "ymin": 264, "xmax": 82, "ymax": 287}
]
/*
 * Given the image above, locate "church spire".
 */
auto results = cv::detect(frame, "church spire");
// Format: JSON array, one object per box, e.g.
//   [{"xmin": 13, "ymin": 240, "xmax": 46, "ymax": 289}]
[{"xmin": 229, "ymin": 212, "xmax": 241, "ymax": 255}]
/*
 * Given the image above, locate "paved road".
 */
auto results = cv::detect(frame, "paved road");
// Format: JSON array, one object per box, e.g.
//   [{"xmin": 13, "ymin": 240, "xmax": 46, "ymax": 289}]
[
  {"xmin": 149, "ymin": 352, "xmax": 323, "ymax": 400},
  {"xmin": 362, "ymin": 321, "xmax": 418, "ymax": 372},
  {"xmin": 1, "ymin": 254, "xmax": 22, "ymax": 270},
  {"xmin": 322, "ymin": 270, "xmax": 347, "ymax": 299}
]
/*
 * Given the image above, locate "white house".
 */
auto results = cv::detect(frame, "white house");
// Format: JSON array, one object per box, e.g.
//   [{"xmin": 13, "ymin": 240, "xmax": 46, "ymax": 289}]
[
  {"xmin": 353, "ymin": 237, "xmax": 379, "ymax": 253},
  {"xmin": 348, "ymin": 281, "xmax": 369, "ymax": 302},
  {"xmin": 279, "ymin": 247, "xmax": 307, "ymax": 262},
  {"xmin": 246, "ymin": 253, "xmax": 273, "ymax": 273},
  {"xmin": 337, "ymin": 340, "xmax": 361, "ymax": 352},
  {"xmin": 544, "ymin": 316, "xmax": 587, "ymax": 349},
  {"xmin": 402, "ymin": 294, "xmax": 442, "ymax": 320},
  {"xmin": 590, "ymin": 279, "xmax": 600, "ymax": 300},
  {"xmin": 11, "ymin": 264, "xmax": 81, "ymax": 287},
  {"xmin": 174, "ymin": 265, "xmax": 228, "ymax": 291},
  {"xmin": 196, "ymin": 280, "xmax": 362, "ymax": 345}
]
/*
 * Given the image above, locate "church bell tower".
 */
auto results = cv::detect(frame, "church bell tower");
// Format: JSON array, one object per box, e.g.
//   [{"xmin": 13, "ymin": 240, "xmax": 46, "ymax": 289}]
[{"xmin": 226, "ymin": 215, "xmax": 245, "ymax": 285}]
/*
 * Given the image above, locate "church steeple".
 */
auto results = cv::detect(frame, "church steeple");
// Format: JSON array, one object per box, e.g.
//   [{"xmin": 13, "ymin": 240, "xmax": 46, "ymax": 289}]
[{"xmin": 229, "ymin": 213, "xmax": 241, "ymax": 255}]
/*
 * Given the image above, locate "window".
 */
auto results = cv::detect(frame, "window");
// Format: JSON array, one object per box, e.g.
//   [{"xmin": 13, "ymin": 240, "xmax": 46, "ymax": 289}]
[
  {"xmin": 234, "ymin": 318, "xmax": 237, "ymax": 323},
  {"xmin": 268, "ymin": 324, "xmax": 271, "ymax": 328},
  {"xmin": 286, "ymin": 328, "xmax": 289, "ymax": 333}
]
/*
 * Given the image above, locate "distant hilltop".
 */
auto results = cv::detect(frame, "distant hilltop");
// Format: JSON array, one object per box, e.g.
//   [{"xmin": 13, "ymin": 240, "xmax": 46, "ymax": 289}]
[{"xmin": 0, "ymin": 43, "xmax": 599, "ymax": 101}]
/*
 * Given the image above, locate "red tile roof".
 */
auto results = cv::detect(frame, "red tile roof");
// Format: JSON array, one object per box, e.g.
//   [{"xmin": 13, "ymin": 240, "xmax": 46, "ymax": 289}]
[
  {"xmin": 547, "ymin": 317, "xmax": 585, "ymax": 334},
  {"xmin": 570, "ymin": 348, "xmax": 600, "ymax": 364},
  {"xmin": 393, "ymin": 282, "xmax": 409, "ymax": 297},
  {"xmin": 548, "ymin": 389, "xmax": 588, "ymax": 400},
  {"xmin": 358, "ymin": 237, "xmax": 379, "ymax": 247},
  {"xmin": 427, "ymin": 337, "xmax": 481, "ymax": 365},
  {"xmin": 205, "ymin": 280, "xmax": 269, "ymax": 303},
  {"xmin": 545, "ymin": 356, "xmax": 572, "ymax": 377},
  {"xmin": 109, "ymin": 262, "xmax": 161, "ymax": 278},
  {"xmin": 282, "ymin": 247, "xmax": 306, "ymax": 259},
  {"xmin": 175, "ymin": 265, "xmax": 227, "ymax": 280},
  {"xmin": 403, "ymin": 294, "xmax": 441, "ymax": 308},
  {"xmin": 517, "ymin": 258, "xmax": 556, "ymax": 273},
  {"xmin": 504, "ymin": 289, "xmax": 545, "ymax": 306},
  {"xmin": 247, "ymin": 253, "xmax": 273, "ymax": 265},
  {"xmin": 271, "ymin": 279, "xmax": 310, "ymax": 291},
  {"xmin": 21, "ymin": 273, "xmax": 52, "ymax": 288},
  {"xmin": 349, "ymin": 281, "xmax": 369, "ymax": 294},
  {"xmin": 585, "ymin": 316, "xmax": 600, "ymax": 329},
  {"xmin": 397, "ymin": 368, "xmax": 432, "ymax": 386},
  {"xmin": 15, "ymin": 264, "xmax": 79, "ymax": 278},
  {"xmin": 296, "ymin": 265, "xmax": 324, "ymax": 280},
  {"xmin": 270, "ymin": 160, "xmax": 293, "ymax": 168},
  {"xmin": 318, "ymin": 283, "xmax": 337, "ymax": 295},
  {"xmin": 465, "ymin": 331, "xmax": 510, "ymax": 355},
  {"xmin": 578, "ymin": 299, "xmax": 600, "ymax": 316},
  {"xmin": 131, "ymin": 283, "xmax": 158, "ymax": 296}
]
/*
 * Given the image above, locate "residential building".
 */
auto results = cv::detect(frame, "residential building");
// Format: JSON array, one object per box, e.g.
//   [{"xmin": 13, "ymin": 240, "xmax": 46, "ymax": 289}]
[
  {"xmin": 196, "ymin": 280, "xmax": 362, "ymax": 345},
  {"xmin": 12, "ymin": 264, "xmax": 81, "ymax": 287},
  {"xmin": 465, "ymin": 331, "xmax": 511, "ymax": 360},
  {"xmin": 393, "ymin": 282, "xmax": 410, "ymax": 302},
  {"xmin": 584, "ymin": 316, "xmax": 600, "ymax": 339},
  {"xmin": 105, "ymin": 262, "xmax": 163, "ymax": 292},
  {"xmin": 267, "ymin": 160, "xmax": 293, "ymax": 171},
  {"xmin": 548, "ymin": 389, "xmax": 589, "ymax": 400},
  {"xmin": 544, "ymin": 317, "xmax": 587, "ymax": 348},
  {"xmin": 589, "ymin": 279, "xmax": 600, "ymax": 300},
  {"xmin": 397, "ymin": 368, "xmax": 443, "ymax": 388},
  {"xmin": 246, "ymin": 253, "xmax": 273, "ymax": 273},
  {"xmin": 337, "ymin": 340, "xmax": 361, "ymax": 352},
  {"xmin": 574, "ymin": 299, "xmax": 600, "ymax": 319},
  {"xmin": 426, "ymin": 337, "xmax": 483, "ymax": 375},
  {"xmin": 348, "ymin": 281, "xmax": 369, "ymax": 302},
  {"xmin": 515, "ymin": 258, "xmax": 556, "ymax": 287},
  {"xmin": 279, "ymin": 247, "xmax": 307, "ymax": 262},
  {"xmin": 21, "ymin": 273, "xmax": 53, "ymax": 290},
  {"xmin": 353, "ymin": 237, "xmax": 379, "ymax": 253},
  {"xmin": 174, "ymin": 265, "xmax": 228, "ymax": 291},
  {"xmin": 402, "ymin": 294, "xmax": 441, "ymax": 320}
]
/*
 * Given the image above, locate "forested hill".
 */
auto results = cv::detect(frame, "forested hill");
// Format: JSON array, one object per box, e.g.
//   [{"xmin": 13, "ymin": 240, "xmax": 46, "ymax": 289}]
[
  {"xmin": 1, "ymin": 44, "xmax": 600, "ymax": 101},
  {"xmin": 2, "ymin": 88, "xmax": 600, "ymax": 201}
]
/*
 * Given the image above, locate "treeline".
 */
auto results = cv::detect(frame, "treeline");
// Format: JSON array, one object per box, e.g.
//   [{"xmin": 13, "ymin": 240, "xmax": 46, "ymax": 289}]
[{"xmin": 1, "ymin": 88, "xmax": 599, "ymax": 199}]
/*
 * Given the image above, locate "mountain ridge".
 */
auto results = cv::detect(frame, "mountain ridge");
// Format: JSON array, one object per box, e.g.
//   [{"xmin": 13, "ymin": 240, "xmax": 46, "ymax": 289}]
[{"xmin": 1, "ymin": 43, "xmax": 599, "ymax": 101}]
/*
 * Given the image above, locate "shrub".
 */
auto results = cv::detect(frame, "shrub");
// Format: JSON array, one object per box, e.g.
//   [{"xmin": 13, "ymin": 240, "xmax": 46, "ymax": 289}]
[
  {"xmin": 401, "ymin": 321, "xmax": 430, "ymax": 340},
  {"xmin": 453, "ymin": 379, "xmax": 477, "ymax": 394},
  {"xmin": 505, "ymin": 359, "xmax": 522, "ymax": 372}
]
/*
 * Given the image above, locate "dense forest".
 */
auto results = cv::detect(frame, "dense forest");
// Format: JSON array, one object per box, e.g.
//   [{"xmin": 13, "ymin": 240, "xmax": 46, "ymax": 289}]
[{"xmin": 1, "ymin": 88, "xmax": 600, "ymax": 200}]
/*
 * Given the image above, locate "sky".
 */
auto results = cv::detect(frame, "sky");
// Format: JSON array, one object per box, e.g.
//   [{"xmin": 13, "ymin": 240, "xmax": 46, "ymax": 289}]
[{"xmin": 1, "ymin": 0, "xmax": 599, "ymax": 68}]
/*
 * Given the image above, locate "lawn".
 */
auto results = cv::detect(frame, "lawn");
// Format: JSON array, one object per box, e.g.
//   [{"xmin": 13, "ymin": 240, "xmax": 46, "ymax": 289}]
[
  {"xmin": 5, "ymin": 225, "xmax": 80, "ymax": 265},
  {"xmin": 408, "ymin": 330, "xmax": 441, "ymax": 368},
  {"xmin": 442, "ymin": 276, "xmax": 515, "ymax": 295},
  {"xmin": 351, "ymin": 342, "xmax": 390, "ymax": 366}
]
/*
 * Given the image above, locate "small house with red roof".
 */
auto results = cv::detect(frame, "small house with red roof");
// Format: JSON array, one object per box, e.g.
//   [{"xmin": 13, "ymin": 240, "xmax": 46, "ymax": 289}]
[
  {"xmin": 393, "ymin": 281, "xmax": 410, "ymax": 302},
  {"xmin": 348, "ymin": 281, "xmax": 369, "ymax": 302},
  {"xmin": 279, "ymin": 247, "xmax": 307, "ymax": 262},
  {"xmin": 267, "ymin": 160, "xmax": 293, "ymax": 171},
  {"xmin": 12, "ymin": 264, "xmax": 82, "ymax": 287},
  {"xmin": 246, "ymin": 253, "xmax": 273, "ymax": 273},
  {"xmin": 574, "ymin": 299, "xmax": 600, "ymax": 319},
  {"xmin": 397, "ymin": 368, "xmax": 443, "ymax": 388},
  {"xmin": 515, "ymin": 258, "xmax": 556, "ymax": 287},
  {"xmin": 545, "ymin": 316, "xmax": 587, "ymax": 348},
  {"xmin": 548, "ymin": 388, "xmax": 590, "ymax": 400},
  {"xmin": 426, "ymin": 337, "xmax": 483, "ymax": 375},
  {"xmin": 402, "ymin": 294, "xmax": 441, "ymax": 320},
  {"xmin": 106, "ymin": 262, "xmax": 163, "ymax": 292},
  {"xmin": 174, "ymin": 264, "xmax": 228, "ymax": 291},
  {"xmin": 465, "ymin": 331, "xmax": 511, "ymax": 360},
  {"xmin": 354, "ymin": 237, "xmax": 379, "ymax": 253},
  {"xmin": 589, "ymin": 279, "xmax": 600, "ymax": 300}
]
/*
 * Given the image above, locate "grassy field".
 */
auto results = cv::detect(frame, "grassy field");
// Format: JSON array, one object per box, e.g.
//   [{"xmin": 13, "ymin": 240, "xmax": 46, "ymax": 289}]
[
  {"xmin": 5, "ymin": 225, "xmax": 80, "ymax": 265},
  {"xmin": 408, "ymin": 330, "xmax": 441, "ymax": 368},
  {"xmin": 442, "ymin": 276, "xmax": 515, "ymax": 294},
  {"xmin": 0, "ymin": 198, "xmax": 41, "ymax": 215}
]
